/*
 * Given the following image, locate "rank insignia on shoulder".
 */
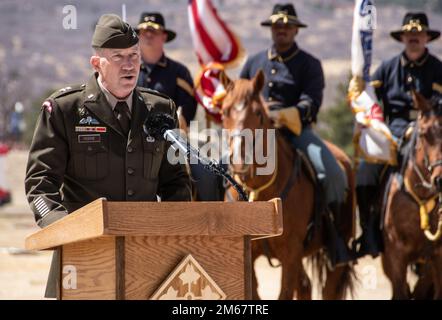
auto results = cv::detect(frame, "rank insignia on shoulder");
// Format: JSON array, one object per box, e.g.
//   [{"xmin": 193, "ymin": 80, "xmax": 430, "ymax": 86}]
[
  {"xmin": 59, "ymin": 86, "xmax": 72, "ymax": 93},
  {"xmin": 42, "ymin": 100, "xmax": 53, "ymax": 113},
  {"xmin": 79, "ymin": 116, "xmax": 100, "ymax": 125}
]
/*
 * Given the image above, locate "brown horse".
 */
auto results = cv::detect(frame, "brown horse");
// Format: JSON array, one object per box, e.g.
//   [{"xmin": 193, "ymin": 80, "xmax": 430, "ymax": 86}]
[
  {"xmin": 382, "ymin": 91, "xmax": 442, "ymax": 299},
  {"xmin": 221, "ymin": 70, "xmax": 356, "ymax": 300}
]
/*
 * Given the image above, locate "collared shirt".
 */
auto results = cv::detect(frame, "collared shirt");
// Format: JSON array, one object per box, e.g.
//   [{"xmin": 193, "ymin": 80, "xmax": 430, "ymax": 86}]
[
  {"xmin": 371, "ymin": 49, "xmax": 442, "ymax": 137},
  {"xmin": 240, "ymin": 42, "xmax": 325, "ymax": 124},
  {"xmin": 97, "ymin": 75, "xmax": 133, "ymax": 118},
  {"xmin": 137, "ymin": 54, "xmax": 197, "ymax": 125}
]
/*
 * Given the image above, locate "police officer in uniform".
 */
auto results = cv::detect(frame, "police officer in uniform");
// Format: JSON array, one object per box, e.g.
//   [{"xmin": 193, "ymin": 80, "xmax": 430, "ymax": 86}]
[
  {"xmin": 355, "ymin": 12, "xmax": 442, "ymax": 257},
  {"xmin": 25, "ymin": 14, "xmax": 191, "ymax": 297},
  {"xmin": 240, "ymin": 3, "xmax": 352, "ymax": 266},
  {"xmin": 135, "ymin": 12, "xmax": 197, "ymax": 125}
]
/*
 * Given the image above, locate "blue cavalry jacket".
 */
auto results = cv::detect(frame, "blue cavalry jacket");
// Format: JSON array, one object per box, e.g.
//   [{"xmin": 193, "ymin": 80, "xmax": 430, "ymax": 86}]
[
  {"xmin": 371, "ymin": 49, "xmax": 442, "ymax": 137},
  {"xmin": 137, "ymin": 54, "xmax": 197, "ymax": 125},
  {"xmin": 240, "ymin": 42, "xmax": 325, "ymax": 124}
]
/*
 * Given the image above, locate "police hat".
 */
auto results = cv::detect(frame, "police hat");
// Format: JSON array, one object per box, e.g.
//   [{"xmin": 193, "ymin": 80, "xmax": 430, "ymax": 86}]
[
  {"xmin": 260, "ymin": 3, "xmax": 307, "ymax": 28},
  {"xmin": 390, "ymin": 12, "xmax": 440, "ymax": 42},
  {"xmin": 92, "ymin": 14, "xmax": 139, "ymax": 49},
  {"xmin": 135, "ymin": 12, "xmax": 176, "ymax": 42}
]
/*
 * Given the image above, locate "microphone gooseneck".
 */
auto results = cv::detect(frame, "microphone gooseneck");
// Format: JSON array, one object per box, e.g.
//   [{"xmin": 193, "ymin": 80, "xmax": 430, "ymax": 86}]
[{"xmin": 143, "ymin": 112, "xmax": 249, "ymax": 201}]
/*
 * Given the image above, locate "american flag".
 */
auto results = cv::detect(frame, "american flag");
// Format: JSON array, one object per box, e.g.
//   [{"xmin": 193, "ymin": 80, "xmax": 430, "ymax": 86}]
[{"xmin": 188, "ymin": 0, "xmax": 244, "ymax": 122}]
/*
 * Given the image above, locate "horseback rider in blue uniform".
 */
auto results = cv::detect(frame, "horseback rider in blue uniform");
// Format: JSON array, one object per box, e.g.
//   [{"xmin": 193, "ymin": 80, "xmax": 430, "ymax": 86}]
[
  {"xmin": 240, "ymin": 3, "xmax": 352, "ymax": 267},
  {"xmin": 354, "ymin": 12, "xmax": 442, "ymax": 258}
]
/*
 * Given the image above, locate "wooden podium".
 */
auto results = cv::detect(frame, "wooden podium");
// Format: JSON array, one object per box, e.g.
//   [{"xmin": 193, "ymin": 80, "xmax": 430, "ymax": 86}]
[{"xmin": 25, "ymin": 198, "xmax": 282, "ymax": 300}]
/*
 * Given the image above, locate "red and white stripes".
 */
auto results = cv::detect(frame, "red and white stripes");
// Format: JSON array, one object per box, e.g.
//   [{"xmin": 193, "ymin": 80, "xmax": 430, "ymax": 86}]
[
  {"xmin": 188, "ymin": 0, "xmax": 243, "ymax": 66},
  {"xmin": 194, "ymin": 62, "xmax": 230, "ymax": 122}
]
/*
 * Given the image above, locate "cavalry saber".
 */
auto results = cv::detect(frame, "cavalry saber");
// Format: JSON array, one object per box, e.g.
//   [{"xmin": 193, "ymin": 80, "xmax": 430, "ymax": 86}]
[{"xmin": 143, "ymin": 112, "xmax": 249, "ymax": 201}]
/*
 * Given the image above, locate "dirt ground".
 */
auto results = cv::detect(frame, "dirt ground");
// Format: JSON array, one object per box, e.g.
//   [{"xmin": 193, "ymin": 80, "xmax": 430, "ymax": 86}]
[{"xmin": 0, "ymin": 150, "xmax": 402, "ymax": 300}]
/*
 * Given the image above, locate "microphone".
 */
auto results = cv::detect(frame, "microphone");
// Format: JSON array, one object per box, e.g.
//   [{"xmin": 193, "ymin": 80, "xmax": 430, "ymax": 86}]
[{"xmin": 143, "ymin": 112, "xmax": 249, "ymax": 201}]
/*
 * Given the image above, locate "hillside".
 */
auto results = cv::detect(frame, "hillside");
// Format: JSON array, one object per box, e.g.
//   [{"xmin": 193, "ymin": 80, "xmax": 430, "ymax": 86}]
[{"xmin": 1, "ymin": 0, "xmax": 442, "ymax": 114}]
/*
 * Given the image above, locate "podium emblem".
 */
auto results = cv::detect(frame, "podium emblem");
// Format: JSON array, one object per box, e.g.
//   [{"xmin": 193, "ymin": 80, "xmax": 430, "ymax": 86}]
[{"xmin": 150, "ymin": 254, "xmax": 226, "ymax": 300}]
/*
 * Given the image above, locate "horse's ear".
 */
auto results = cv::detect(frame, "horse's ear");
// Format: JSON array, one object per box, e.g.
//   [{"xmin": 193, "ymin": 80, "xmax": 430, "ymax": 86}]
[
  {"xmin": 252, "ymin": 69, "xmax": 265, "ymax": 95},
  {"xmin": 411, "ymin": 89, "xmax": 432, "ymax": 113}
]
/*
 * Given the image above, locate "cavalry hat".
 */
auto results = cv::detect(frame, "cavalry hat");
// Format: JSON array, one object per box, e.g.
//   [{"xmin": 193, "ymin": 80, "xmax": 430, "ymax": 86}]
[
  {"xmin": 135, "ymin": 12, "xmax": 176, "ymax": 42},
  {"xmin": 92, "ymin": 14, "xmax": 138, "ymax": 49},
  {"xmin": 390, "ymin": 12, "xmax": 440, "ymax": 42},
  {"xmin": 260, "ymin": 3, "xmax": 307, "ymax": 28}
]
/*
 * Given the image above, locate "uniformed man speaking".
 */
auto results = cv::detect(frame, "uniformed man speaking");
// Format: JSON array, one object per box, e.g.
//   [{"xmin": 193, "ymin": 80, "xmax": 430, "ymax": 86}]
[{"xmin": 25, "ymin": 14, "xmax": 191, "ymax": 297}]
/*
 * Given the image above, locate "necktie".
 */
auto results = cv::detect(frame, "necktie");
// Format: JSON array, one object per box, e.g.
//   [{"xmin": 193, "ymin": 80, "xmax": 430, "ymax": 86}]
[{"xmin": 114, "ymin": 101, "xmax": 131, "ymax": 136}]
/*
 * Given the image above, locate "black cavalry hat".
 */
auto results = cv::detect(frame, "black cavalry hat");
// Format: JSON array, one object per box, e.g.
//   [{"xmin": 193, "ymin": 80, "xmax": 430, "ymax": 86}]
[
  {"xmin": 135, "ymin": 12, "xmax": 176, "ymax": 42},
  {"xmin": 260, "ymin": 3, "xmax": 307, "ymax": 28},
  {"xmin": 390, "ymin": 12, "xmax": 440, "ymax": 42}
]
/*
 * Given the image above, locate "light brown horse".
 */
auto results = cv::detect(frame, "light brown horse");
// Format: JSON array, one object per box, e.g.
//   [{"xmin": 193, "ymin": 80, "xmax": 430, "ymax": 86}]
[
  {"xmin": 382, "ymin": 91, "xmax": 442, "ymax": 299},
  {"xmin": 221, "ymin": 71, "xmax": 356, "ymax": 300}
]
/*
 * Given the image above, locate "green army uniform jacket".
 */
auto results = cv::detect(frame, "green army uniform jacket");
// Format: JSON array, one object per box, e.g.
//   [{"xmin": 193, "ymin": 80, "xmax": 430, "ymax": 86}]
[{"xmin": 25, "ymin": 73, "xmax": 192, "ymax": 228}]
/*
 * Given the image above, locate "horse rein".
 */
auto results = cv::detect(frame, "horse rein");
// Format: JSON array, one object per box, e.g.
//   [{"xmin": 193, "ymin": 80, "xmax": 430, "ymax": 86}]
[
  {"xmin": 227, "ymin": 99, "xmax": 279, "ymax": 201},
  {"xmin": 405, "ymin": 118, "xmax": 442, "ymax": 241},
  {"xmin": 230, "ymin": 125, "xmax": 300, "ymax": 202},
  {"xmin": 231, "ymin": 139, "xmax": 278, "ymax": 202}
]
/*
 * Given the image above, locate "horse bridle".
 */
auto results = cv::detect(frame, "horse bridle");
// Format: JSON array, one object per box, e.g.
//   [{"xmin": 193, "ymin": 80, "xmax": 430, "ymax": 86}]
[
  {"xmin": 406, "ymin": 114, "xmax": 442, "ymax": 241},
  {"xmin": 423, "ymin": 153, "xmax": 442, "ymax": 174},
  {"xmin": 229, "ymin": 129, "xmax": 279, "ymax": 201},
  {"xmin": 413, "ymin": 121, "xmax": 442, "ymax": 190}
]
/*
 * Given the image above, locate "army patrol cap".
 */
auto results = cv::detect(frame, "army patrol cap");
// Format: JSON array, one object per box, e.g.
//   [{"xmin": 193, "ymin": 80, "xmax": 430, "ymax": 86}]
[{"xmin": 92, "ymin": 14, "xmax": 139, "ymax": 48}]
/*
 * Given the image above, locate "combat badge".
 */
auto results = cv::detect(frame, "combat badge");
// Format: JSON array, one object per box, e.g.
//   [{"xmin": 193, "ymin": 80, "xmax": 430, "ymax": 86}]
[{"xmin": 79, "ymin": 116, "xmax": 100, "ymax": 125}]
